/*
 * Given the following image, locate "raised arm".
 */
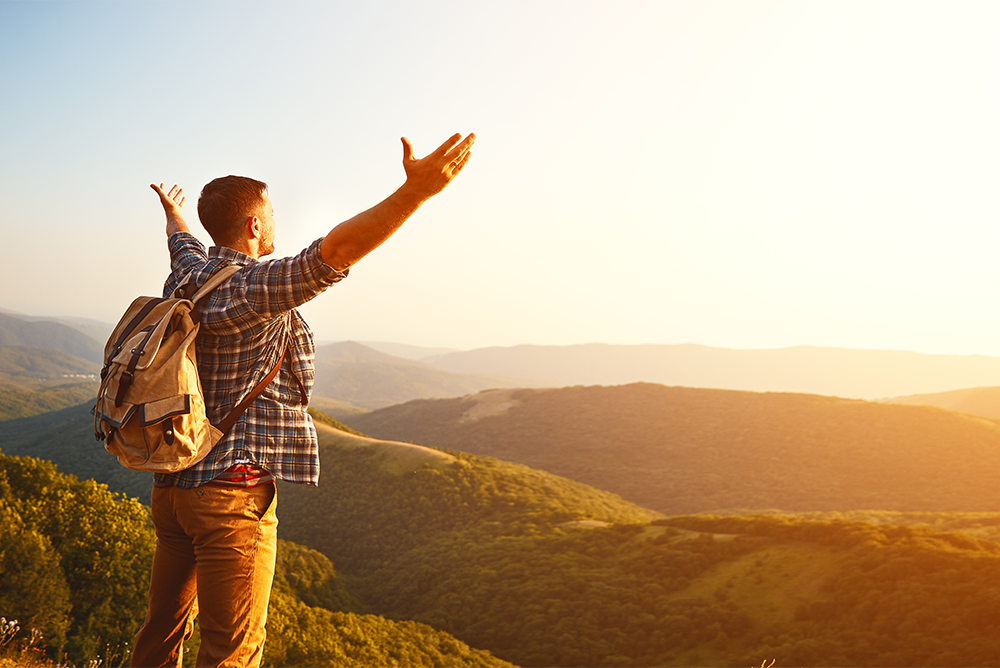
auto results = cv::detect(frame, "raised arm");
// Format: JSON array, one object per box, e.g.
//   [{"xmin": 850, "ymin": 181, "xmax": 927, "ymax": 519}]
[
  {"xmin": 320, "ymin": 132, "xmax": 475, "ymax": 271},
  {"xmin": 151, "ymin": 183, "xmax": 191, "ymax": 236}
]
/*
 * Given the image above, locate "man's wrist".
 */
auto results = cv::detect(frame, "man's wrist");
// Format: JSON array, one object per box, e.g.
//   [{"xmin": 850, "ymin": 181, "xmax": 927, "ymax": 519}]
[
  {"xmin": 394, "ymin": 180, "xmax": 433, "ymax": 208},
  {"xmin": 166, "ymin": 218, "xmax": 190, "ymax": 236}
]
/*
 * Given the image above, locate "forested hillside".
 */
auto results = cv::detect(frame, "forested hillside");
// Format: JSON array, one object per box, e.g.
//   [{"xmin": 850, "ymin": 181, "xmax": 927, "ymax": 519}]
[
  {"xmin": 0, "ymin": 402, "xmax": 151, "ymax": 501},
  {"xmin": 0, "ymin": 452, "xmax": 157, "ymax": 663},
  {"xmin": 273, "ymin": 424, "xmax": 1000, "ymax": 667},
  {"xmin": 346, "ymin": 383, "xmax": 1000, "ymax": 514},
  {"xmin": 0, "ymin": 346, "xmax": 97, "ymax": 381},
  {"xmin": 0, "ymin": 376, "xmax": 97, "ymax": 421},
  {"xmin": 13, "ymin": 404, "xmax": 1000, "ymax": 665},
  {"xmin": 0, "ymin": 451, "xmax": 512, "ymax": 668}
]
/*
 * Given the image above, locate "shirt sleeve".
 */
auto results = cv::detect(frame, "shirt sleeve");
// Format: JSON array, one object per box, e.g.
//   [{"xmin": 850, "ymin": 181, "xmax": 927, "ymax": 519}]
[
  {"xmin": 237, "ymin": 237, "xmax": 348, "ymax": 319},
  {"xmin": 163, "ymin": 232, "xmax": 209, "ymax": 297}
]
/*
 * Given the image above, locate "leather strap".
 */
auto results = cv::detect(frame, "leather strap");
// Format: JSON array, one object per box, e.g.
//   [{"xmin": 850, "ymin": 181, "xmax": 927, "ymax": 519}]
[
  {"xmin": 216, "ymin": 344, "xmax": 287, "ymax": 435},
  {"xmin": 103, "ymin": 298, "xmax": 167, "ymax": 379}
]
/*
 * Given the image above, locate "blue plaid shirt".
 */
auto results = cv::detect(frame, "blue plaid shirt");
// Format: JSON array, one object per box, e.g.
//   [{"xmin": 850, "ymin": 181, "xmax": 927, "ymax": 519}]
[{"xmin": 153, "ymin": 232, "xmax": 347, "ymax": 488}]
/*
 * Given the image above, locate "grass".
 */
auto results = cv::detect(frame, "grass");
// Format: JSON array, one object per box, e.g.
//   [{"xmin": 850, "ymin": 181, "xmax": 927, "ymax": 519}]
[
  {"xmin": 0, "ymin": 619, "xmax": 129, "ymax": 668},
  {"xmin": 314, "ymin": 421, "xmax": 456, "ymax": 475}
]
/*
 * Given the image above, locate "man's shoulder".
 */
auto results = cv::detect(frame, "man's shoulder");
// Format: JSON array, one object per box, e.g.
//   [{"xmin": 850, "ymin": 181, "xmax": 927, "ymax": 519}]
[{"xmin": 169, "ymin": 231, "xmax": 207, "ymax": 254}]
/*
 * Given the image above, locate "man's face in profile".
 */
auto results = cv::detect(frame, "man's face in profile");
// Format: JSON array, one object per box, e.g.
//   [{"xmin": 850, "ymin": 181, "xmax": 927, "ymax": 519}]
[{"xmin": 258, "ymin": 192, "xmax": 276, "ymax": 257}]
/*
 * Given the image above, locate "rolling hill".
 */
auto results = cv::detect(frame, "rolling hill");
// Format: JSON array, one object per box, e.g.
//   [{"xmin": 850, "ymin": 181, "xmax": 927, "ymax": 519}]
[
  {"xmin": 0, "ymin": 345, "xmax": 98, "ymax": 380},
  {"xmin": 17, "ymin": 402, "xmax": 1000, "ymax": 665},
  {"xmin": 344, "ymin": 383, "xmax": 1000, "ymax": 514},
  {"xmin": 0, "ymin": 376, "xmax": 98, "ymax": 421},
  {"xmin": 279, "ymin": 424, "xmax": 1000, "ymax": 667},
  {"xmin": 423, "ymin": 342, "xmax": 1000, "ymax": 399},
  {"xmin": 0, "ymin": 402, "xmax": 151, "ymax": 501},
  {"xmin": 0, "ymin": 342, "xmax": 99, "ymax": 420},
  {"xmin": 888, "ymin": 385, "xmax": 1000, "ymax": 421},
  {"xmin": 0, "ymin": 312, "xmax": 103, "ymax": 364}
]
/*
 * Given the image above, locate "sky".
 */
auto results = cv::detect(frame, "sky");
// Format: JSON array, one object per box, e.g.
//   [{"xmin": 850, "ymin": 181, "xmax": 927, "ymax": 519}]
[{"xmin": 3, "ymin": 1, "xmax": 1000, "ymax": 355}]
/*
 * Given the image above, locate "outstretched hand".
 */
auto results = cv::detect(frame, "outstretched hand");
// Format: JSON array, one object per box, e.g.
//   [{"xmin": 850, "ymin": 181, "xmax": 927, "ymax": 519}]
[
  {"xmin": 400, "ymin": 132, "xmax": 475, "ymax": 201},
  {"xmin": 151, "ymin": 183, "xmax": 190, "ymax": 236}
]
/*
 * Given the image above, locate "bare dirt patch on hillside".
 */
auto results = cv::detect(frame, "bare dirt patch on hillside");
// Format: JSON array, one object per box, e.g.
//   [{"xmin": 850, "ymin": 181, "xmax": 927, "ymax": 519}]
[
  {"xmin": 459, "ymin": 388, "xmax": 523, "ymax": 423},
  {"xmin": 315, "ymin": 422, "xmax": 455, "ymax": 475}
]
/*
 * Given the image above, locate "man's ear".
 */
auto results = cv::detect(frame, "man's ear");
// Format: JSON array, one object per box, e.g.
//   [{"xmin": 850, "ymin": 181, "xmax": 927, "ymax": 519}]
[{"xmin": 247, "ymin": 215, "xmax": 261, "ymax": 240}]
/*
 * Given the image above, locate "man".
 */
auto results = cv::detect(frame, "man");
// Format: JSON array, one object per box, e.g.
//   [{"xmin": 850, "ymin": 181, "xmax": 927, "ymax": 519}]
[{"xmin": 130, "ymin": 132, "xmax": 475, "ymax": 668}]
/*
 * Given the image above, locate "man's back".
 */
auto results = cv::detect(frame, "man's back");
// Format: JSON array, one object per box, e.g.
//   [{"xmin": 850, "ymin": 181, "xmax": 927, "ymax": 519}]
[{"xmin": 156, "ymin": 232, "xmax": 347, "ymax": 488}]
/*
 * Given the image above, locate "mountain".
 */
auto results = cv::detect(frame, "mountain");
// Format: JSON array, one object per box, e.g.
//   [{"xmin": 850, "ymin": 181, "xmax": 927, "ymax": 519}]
[
  {"xmin": 344, "ymin": 383, "xmax": 1000, "ymax": 515},
  {"xmin": 279, "ymin": 424, "xmax": 1000, "ymax": 668},
  {"xmin": 17, "ymin": 403, "xmax": 1000, "ymax": 665},
  {"xmin": 0, "ymin": 377, "xmax": 98, "ymax": 421},
  {"xmin": 312, "ymin": 341, "xmax": 545, "ymax": 409},
  {"xmin": 277, "ymin": 422, "xmax": 661, "ymax": 570},
  {"xmin": 424, "ymin": 342, "xmax": 1000, "ymax": 399},
  {"xmin": 0, "ymin": 312, "xmax": 104, "ymax": 364},
  {"xmin": 0, "ymin": 345, "xmax": 99, "ymax": 380},
  {"xmin": 888, "ymin": 385, "xmax": 1000, "ymax": 421},
  {"xmin": 356, "ymin": 340, "xmax": 459, "ymax": 360},
  {"xmin": 0, "ymin": 451, "xmax": 512, "ymax": 668},
  {"xmin": 0, "ymin": 314, "xmax": 102, "ymax": 390},
  {"xmin": 0, "ymin": 402, "xmax": 151, "ymax": 501}
]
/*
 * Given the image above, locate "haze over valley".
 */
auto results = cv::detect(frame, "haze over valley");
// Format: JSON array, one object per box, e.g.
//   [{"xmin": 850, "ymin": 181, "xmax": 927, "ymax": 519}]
[{"xmin": 9, "ymin": 308, "xmax": 1000, "ymax": 666}]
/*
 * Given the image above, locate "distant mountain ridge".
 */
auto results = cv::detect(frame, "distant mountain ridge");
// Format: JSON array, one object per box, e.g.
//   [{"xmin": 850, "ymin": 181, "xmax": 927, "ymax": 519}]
[
  {"xmin": 356, "ymin": 341, "xmax": 459, "ymax": 361},
  {"xmin": 14, "ymin": 302, "xmax": 1000, "ymax": 401},
  {"xmin": 312, "ymin": 341, "xmax": 546, "ymax": 410},
  {"xmin": 12, "ymin": 300, "xmax": 1000, "ymax": 400},
  {"xmin": 345, "ymin": 382, "xmax": 1000, "ymax": 514},
  {"xmin": 889, "ymin": 385, "xmax": 1000, "ymax": 420},
  {"xmin": 424, "ymin": 342, "xmax": 1000, "ymax": 399},
  {"xmin": 0, "ymin": 312, "xmax": 103, "ymax": 364},
  {"xmin": 0, "ymin": 312, "xmax": 101, "ymax": 420}
]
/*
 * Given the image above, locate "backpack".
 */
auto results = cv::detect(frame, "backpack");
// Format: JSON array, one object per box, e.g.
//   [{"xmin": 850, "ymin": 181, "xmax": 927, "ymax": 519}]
[{"xmin": 93, "ymin": 265, "xmax": 282, "ymax": 472}]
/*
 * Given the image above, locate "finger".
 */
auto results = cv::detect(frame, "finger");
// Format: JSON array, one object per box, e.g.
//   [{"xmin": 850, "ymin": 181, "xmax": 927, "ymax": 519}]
[
  {"xmin": 429, "ymin": 132, "xmax": 463, "ymax": 159},
  {"xmin": 401, "ymin": 137, "xmax": 415, "ymax": 162},
  {"xmin": 444, "ymin": 133, "xmax": 476, "ymax": 162},
  {"xmin": 451, "ymin": 150, "xmax": 472, "ymax": 173},
  {"xmin": 152, "ymin": 183, "xmax": 171, "ymax": 203}
]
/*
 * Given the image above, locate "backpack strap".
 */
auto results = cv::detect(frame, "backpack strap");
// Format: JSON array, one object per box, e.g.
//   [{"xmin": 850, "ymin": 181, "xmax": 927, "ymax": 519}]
[
  {"xmin": 191, "ymin": 264, "xmax": 242, "ymax": 303},
  {"xmin": 102, "ymin": 298, "xmax": 168, "ymax": 379},
  {"xmin": 215, "ymin": 343, "xmax": 287, "ymax": 435}
]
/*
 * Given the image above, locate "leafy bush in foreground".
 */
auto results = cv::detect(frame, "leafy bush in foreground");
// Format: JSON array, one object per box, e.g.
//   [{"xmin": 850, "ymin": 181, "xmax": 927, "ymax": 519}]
[{"xmin": 0, "ymin": 451, "xmax": 154, "ymax": 664}]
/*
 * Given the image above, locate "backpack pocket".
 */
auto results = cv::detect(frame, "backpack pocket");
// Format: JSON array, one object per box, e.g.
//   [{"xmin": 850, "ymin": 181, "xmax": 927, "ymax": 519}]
[{"xmin": 99, "ymin": 394, "xmax": 223, "ymax": 473}]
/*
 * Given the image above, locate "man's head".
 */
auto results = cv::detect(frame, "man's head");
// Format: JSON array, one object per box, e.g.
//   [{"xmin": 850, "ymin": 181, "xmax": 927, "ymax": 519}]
[{"xmin": 198, "ymin": 175, "xmax": 275, "ymax": 257}]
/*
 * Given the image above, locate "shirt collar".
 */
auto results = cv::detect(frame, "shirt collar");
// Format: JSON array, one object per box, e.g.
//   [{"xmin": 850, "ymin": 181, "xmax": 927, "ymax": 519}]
[{"xmin": 208, "ymin": 245, "xmax": 258, "ymax": 265}]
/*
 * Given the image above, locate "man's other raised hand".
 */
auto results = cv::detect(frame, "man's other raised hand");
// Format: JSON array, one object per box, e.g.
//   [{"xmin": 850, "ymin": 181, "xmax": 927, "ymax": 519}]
[
  {"xmin": 151, "ymin": 183, "xmax": 191, "ymax": 236},
  {"xmin": 399, "ymin": 132, "xmax": 475, "ymax": 202}
]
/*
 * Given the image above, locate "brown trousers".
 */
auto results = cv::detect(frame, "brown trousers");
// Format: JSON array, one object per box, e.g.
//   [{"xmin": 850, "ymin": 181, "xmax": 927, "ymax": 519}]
[{"xmin": 131, "ymin": 483, "xmax": 277, "ymax": 668}]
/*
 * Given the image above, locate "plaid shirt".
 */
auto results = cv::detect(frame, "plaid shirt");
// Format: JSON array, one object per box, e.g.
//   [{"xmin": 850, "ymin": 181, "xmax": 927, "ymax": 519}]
[{"xmin": 153, "ymin": 232, "xmax": 347, "ymax": 488}]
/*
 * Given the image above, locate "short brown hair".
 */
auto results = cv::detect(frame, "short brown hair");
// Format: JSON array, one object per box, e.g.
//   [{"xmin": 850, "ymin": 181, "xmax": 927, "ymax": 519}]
[{"xmin": 197, "ymin": 175, "xmax": 268, "ymax": 246}]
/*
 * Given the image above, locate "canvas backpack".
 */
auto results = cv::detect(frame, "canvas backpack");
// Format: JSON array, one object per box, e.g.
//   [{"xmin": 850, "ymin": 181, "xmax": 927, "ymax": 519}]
[{"xmin": 93, "ymin": 265, "xmax": 283, "ymax": 472}]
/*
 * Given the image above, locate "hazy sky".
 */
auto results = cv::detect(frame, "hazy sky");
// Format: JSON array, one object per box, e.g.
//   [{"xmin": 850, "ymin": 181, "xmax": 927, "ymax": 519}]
[{"xmin": 3, "ymin": 1, "xmax": 1000, "ymax": 354}]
